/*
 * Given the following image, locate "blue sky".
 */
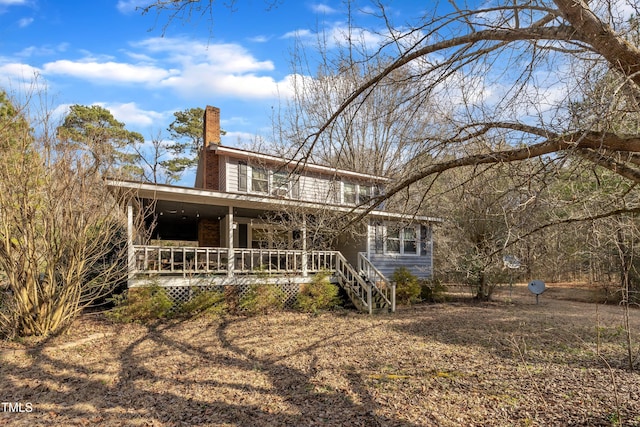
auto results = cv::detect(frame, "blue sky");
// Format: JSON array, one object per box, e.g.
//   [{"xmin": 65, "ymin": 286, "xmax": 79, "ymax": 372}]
[{"xmin": 0, "ymin": 0, "xmax": 431, "ymax": 149}]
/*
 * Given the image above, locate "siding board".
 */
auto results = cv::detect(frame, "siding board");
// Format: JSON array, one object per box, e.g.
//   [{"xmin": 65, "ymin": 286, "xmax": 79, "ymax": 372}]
[{"xmin": 369, "ymin": 254, "xmax": 432, "ymax": 279}]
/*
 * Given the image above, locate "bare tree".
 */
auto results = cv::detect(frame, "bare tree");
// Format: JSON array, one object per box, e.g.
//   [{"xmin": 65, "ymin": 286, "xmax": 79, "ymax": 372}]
[
  {"xmin": 280, "ymin": 52, "xmax": 435, "ymax": 176},
  {"xmin": 140, "ymin": 1, "xmax": 640, "ymax": 195},
  {"xmin": 0, "ymin": 91, "xmax": 130, "ymax": 337},
  {"xmin": 303, "ymin": 0, "xmax": 640, "ymax": 216}
]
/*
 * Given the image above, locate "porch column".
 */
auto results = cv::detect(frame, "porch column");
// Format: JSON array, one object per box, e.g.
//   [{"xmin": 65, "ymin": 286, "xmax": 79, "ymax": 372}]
[
  {"xmin": 127, "ymin": 200, "xmax": 135, "ymax": 287},
  {"xmin": 227, "ymin": 205, "xmax": 234, "ymax": 277},
  {"xmin": 301, "ymin": 215, "xmax": 307, "ymax": 277},
  {"xmin": 366, "ymin": 220, "xmax": 371, "ymax": 259}
]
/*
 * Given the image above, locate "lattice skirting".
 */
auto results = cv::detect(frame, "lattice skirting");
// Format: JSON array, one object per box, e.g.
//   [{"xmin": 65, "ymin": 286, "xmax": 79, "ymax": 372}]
[{"xmin": 161, "ymin": 282, "xmax": 301, "ymax": 309}]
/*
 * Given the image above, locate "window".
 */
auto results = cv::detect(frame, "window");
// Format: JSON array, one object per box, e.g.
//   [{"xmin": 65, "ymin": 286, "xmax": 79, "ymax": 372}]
[
  {"xmin": 403, "ymin": 227, "xmax": 417, "ymax": 254},
  {"xmin": 383, "ymin": 224, "xmax": 420, "ymax": 255},
  {"xmin": 358, "ymin": 185, "xmax": 372, "ymax": 204},
  {"xmin": 291, "ymin": 176, "xmax": 300, "ymax": 199},
  {"xmin": 343, "ymin": 183, "xmax": 356, "ymax": 204},
  {"xmin": 386, "ymin": 228, "xmax": 400, "ymax": 253},
  {"xmin": 252, "ymin": 168, "xmax": 268, "ymax": 193},
  {"xmin": 272, "ymin": 171, "xmax": 289, "ymax": 197}
]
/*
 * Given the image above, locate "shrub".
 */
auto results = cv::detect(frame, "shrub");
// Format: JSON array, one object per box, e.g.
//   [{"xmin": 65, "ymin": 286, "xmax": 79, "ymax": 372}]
[
  {"xmin": 107, "ymin": 283, "xmax": 173, "ymax": 323},
  {"xmin": 420, "ymin": 279, "xmax": 447, "ymax": 302},
  {"xmin": 392, "ymin": 267, "xmax": 421, "ymax": 305},
  {"xmin": 296, "ymin": 271, "xmax": 340, "ymax": 313},
  {"xmin": 239, "ymin": 283, "xmax": 285, "ymax": 315},
  {"xmin": 177, "ymin": 288, "xmax": 226, "ymax": 318}
]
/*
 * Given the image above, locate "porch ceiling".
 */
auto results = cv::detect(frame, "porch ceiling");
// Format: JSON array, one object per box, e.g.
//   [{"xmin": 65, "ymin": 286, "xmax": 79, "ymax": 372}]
[
  {"xmin": 152, "ymin": 199, "xmax": 277, "ymax": 221},
  {"xmin": 108, "ymin": 179, "xmax": 443, "ymax": 224}
]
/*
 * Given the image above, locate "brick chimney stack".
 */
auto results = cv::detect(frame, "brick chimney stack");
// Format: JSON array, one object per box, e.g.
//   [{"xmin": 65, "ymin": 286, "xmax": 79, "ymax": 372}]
[
  {"xmin": 203, "ymin": 105, "xmax": 221, "ymax": 147},
  {"xmin": 195, "ymin": 105, "xmax": 221, "ymax": 190}
]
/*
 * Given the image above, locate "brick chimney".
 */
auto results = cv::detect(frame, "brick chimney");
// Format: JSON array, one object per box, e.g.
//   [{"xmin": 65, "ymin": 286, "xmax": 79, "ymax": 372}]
[
  {"xmin": 203, "ymin": 105, "xmax": 221, "ymax": 147},
  {"xmin": 195, "ymin": 105, "xmax": 221, "ymax": 190}
]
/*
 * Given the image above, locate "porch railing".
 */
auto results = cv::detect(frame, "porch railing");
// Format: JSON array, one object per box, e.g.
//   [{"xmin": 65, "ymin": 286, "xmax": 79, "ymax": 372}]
[
  {"xmin": 133, "ymin": 245, "xmax": 338, "ymax": 276},
  {"xmin": 132, "ymin": 245, "xmax": 393, "ymax": 313}
]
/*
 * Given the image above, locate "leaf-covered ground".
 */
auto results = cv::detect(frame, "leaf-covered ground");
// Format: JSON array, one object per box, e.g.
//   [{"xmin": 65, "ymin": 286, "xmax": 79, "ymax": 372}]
[{"xmin": 2, "ymin": 284, "xmax": 640, "ymax": 426}]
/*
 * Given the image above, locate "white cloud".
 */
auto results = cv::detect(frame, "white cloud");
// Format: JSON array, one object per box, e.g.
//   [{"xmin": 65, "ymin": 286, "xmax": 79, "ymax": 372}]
[
  {"xmin": 282, "ymin": 29, "xmax": 313, "ymax": 39},
  {"xmin": 311, "ymin": 4, "xmax": 338, "ymax": 14},
  {"xmin": 0, "ymin": 0, "xmax": 28, "ymax": 5},
  {"xmin": 159, "ymin": 66, "xmax": 295, "ymax": 99},
  {"xmin": 0, "ymin": 61, "xmax": 43, "ymax": 91},
  {"xmin": 222, "ymin": 130, "xmax": 261, "ymax": 146},
  {"xmin": 248, "ymin": 35, "xmax": 270, "ymax": 43},
  {"xmin": 17, "ymin": 43, "xmax": 68, "ymax": 57},
  {"xmin": 42, "ymin": 59, "xmax": 179, "ymax": 84},
  {"xmin": 133, "ymin": 37, "xmax": 275, "ymax": 74},
  {"xmin": 17, "ymin": 17, "xmax": 32, "ymax": 27},
  {"xmin": 282, "ymin": 23, "xmax": 384, "ymax": 50},
  {"xmin": 18, "ymin": 36, "xmax": 297, "ymax": 101},
  {"xmin": 129, "ymin": 37, "xmax": 294, "ymax": 99},
  {"xmin": 99, "ymin": 101, "xmax": 166, "ymax": 128}
]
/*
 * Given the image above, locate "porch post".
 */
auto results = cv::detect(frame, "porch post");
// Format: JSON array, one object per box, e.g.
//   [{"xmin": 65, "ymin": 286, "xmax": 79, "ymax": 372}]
[
  {"xmin": 391, "ymin": 282, "xmax": 396, "ymax": 313},
  {"xmin": 366, "ymin": 220, "xmax": 371, "ymax": 259},
  {"xmin": 227, "ymin": 206, "xmax": 234, "ymax": 277},
  {"xmin": 301, "ymin": 215, "xmax": 308, "ymax": 277},
  {"xmin": 127, "ymin": 200, "xmax": 135, "ymax": 287}
]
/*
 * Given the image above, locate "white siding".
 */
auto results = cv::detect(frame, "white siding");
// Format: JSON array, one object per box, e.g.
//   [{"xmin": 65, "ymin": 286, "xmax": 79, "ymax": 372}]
[
  {"xmin": 222, "ymin": 157, "xmax": 357, "ymax": 205},
  {"xmin": 225, "ymin": 156, "xmax": 240, "ymax": 192},
  {"xmin": 298, "ymin": 172, "xmax": 339, "ymax": 204}
]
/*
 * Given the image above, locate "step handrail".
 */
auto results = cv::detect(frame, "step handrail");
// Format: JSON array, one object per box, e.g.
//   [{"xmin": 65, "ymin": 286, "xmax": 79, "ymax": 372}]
[
  {"xmin": 358, "ymin": 252, "xmax": 394, "ymax": 312},
  {"xmin": 333, "ymin": 252, "xmax": 373, "ymax": 314}
]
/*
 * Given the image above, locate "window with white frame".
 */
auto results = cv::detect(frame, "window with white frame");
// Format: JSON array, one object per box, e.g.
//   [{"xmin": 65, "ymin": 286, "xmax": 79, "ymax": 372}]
[
  {"xmin": 403, "ymin": 227, "xmax": 418, "ymax": 254},
  {"xmin": 386, "ymin": 227, "xmax": 401, "ymax": 253},
  {"xmin": 383, "ymin": 224, "xmax": 420, "ymax": 255},
  {"xmin": 342, "ymin": 182, "xmax": 379, "ymax": 205},
  {"xmin": 343, "ymin": 182, "xmax": 356, "ymax": 204},
  {"xmin": 272, "ymin": 171, "xmax": 289, "ymax": 197},
  {"xmin": 251, "ymin": 168, "xmax": 268, "ymax": 193}
]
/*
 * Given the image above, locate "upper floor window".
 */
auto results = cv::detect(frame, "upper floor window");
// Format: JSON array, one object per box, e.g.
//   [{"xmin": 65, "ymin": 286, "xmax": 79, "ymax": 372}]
[
  {"xmin": 252, "ymin": 168, "xmax": 268, "ymax": 193},
  {"xmin": 240, "ymin": 163, "xmax": 299, "ymax": 199},
  {"xmin": 358, "ymin": 185, "xmax": 373, "ymax": 204},
  {"xmin": 272, "ymin": 171, "xmax": 289, "ymax": 197},
  {"xmin": 342, "ymin": 182, "xmax": 380, "ymax": 205},
  {"xmin": 343, "ymin": 183, "xmax": 356, "ymax": 204}
]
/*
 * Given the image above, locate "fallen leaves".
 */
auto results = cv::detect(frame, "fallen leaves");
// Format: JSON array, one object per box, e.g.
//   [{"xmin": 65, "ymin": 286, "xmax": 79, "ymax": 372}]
[{"xmin": 1, "ymin": 285, "xmax": 640, "ymax": 426}]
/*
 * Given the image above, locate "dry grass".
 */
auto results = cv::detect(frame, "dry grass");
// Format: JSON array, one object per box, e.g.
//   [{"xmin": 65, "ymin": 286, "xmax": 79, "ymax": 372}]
[{"xmin": 2, "ymin": 283, "xmax": 640, "ymax": 426}]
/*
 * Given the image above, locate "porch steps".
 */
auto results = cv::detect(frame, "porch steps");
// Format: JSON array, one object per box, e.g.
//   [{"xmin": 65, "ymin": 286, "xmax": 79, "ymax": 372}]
[
  {"xmin": 342, "ymin": 284, "xmax": 390, "ymax": 313},
  {"xmin": 333, "ymin": 252, "xmax": 393, "ymax": 314}
]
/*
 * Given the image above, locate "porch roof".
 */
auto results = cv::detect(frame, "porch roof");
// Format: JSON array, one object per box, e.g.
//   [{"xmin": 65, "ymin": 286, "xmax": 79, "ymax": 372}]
[{"xmin": 107, "ymin": 179, "xmax": 442, "ymax": 223}]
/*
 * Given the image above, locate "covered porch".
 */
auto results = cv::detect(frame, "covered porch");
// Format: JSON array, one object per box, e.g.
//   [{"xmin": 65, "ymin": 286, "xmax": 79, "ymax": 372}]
[{"xmin": 113, "ymin": 180, "xmax": 437, "ymax": 313}]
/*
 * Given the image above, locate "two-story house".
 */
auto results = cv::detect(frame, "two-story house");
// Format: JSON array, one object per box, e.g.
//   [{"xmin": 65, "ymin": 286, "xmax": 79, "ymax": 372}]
[{"xmin": 108, "ymin": 106, "xmax": 440, "ymax": 313}]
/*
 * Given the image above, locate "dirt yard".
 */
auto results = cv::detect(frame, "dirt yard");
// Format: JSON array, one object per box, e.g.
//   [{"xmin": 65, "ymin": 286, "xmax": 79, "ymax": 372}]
[{"xmin": 2, "ymin": 283, "xmax": 640, "ymax": 426}]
